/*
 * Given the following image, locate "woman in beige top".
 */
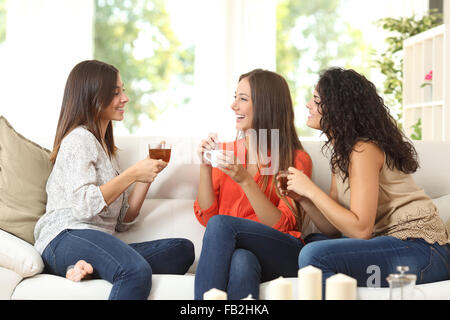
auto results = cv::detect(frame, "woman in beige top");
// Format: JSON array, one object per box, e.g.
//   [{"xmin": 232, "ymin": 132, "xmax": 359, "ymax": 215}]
[{"xmin": 284, "ymin": 67, "xmax": 450, "ymax": 296}]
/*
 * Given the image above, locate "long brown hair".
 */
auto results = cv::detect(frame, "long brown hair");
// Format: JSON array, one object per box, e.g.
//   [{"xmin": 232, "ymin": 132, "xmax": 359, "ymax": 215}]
[
  {"xmin": 50, "ymin": 60, "xmax": 119, "ymax": 163},
  {"xmin": 239, "ymin": 69, "xmax": 307, "ymax": 231}
]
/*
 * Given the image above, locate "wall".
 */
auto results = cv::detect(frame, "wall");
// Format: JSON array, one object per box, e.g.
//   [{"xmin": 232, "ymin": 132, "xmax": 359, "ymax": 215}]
[{"xmin": 0, "ymin": 0, "xmax": 94, "ymax": 149}]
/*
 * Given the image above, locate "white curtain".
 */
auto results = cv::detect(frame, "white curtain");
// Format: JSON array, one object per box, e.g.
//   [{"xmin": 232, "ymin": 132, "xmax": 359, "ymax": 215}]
[{"xmin": 0, "ymin": 0, "xmax": 94, "ymax": 149}]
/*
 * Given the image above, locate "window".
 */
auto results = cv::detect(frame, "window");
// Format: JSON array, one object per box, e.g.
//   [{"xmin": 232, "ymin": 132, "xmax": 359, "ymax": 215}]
[
  {"xmin": 276, "ymin": 0, "xmax": 429, "ymax": 139},
  {"xmin": 0, "ymin": 0, "xmax": 433, "ymax": 148}
]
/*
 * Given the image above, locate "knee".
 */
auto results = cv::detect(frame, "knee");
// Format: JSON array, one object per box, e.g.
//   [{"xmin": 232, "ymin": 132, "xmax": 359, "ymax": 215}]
[
  {"xmin": 230, "ymin": 249, "xmax": 261, "ymax": 277},
  {"xmin": 123, "ymin": 257, "xmax": 152, "ymax": 283},
  {"xmin": 204, "ymin": 215, "xmax": 234, "ymax": 239},
  {"xmin": 206, "ymin": 215, "xmax": 230, "ymax": 231},
  {"xmin": 298, "ymin": 242, "xmax": 324, "ymax": 269},
  {"xmin": 176, "ymin": 239, "xmax": 195, "ymax": 273}
]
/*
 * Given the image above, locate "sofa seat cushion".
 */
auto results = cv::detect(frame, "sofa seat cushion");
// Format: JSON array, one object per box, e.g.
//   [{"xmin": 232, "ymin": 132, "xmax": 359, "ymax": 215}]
[
  {"xmin": 12, "ymin": 273, "xmax": 195, "ymax": 300},
  {"xmin": 114, "ymin": 198, "xmax": 205, "ymax": 273},
  {"xmin": 12, "ymin": 273, "xmax": 112, "ymax": 300},
  {"xmin": 0, "ymin": 116, "xmax": 53, "ymax": 244},
  {"xmin": 13, "ymin": 273, "xmax": 450, "ymax": 300}
]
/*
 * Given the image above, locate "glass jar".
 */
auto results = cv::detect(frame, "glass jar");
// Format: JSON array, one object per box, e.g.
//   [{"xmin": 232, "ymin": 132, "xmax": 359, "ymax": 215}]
[{"xmin": 386, "ymin": 266, "xmax": 425, "ymax": 300}]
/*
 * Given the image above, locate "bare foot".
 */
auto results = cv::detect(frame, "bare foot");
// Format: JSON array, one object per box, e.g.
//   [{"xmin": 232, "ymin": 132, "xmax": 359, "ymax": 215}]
[{"xmin": 66, "ymin": 260, "xmax": 94, "ymax": 282}]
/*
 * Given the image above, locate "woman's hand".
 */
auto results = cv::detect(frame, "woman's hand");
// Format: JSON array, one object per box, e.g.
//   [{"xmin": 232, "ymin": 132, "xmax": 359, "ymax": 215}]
[
  {"xmin": 276, "ymin": 173, "xmax": 302, "ymax": 202},
  {"xmin": 286, "ymin": 167, "xmax": 316, "ymax": 199},
  {"xmin": 217, "ymin": 151, "xmax": 251, "ymax": 185},
  {"xmin": 133, "ymin": 157, "xmax": 167, "ymax": 183},
  {"xmin": 197, "ymin": 133, "xmax": 218, "ymax": 165}
]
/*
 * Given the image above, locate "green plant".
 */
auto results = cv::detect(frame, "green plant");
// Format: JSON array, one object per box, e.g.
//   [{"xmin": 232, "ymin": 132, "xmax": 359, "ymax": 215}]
[
  {"xmin": 373, "ymin": 9, "xmax": 442, "ymax": 133},
  {"xmin": 94, "ymin": 0, "xmax": 194, "ymax": 133},
  {"xmin": 276, "ymin": 0, "xmax": 370, "ymax": 137},
  {"xmin": 410, "ymin": 118, "xmax": 422, "ymax": 141},
  {"xmin": 0, "ymin": 0, "xmax": 7, "ymax": 44}
]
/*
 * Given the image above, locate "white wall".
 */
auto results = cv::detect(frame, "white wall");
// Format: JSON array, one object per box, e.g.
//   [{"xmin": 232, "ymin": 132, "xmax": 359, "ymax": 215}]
[{"xmin": 0, "ymin": 0, "xmax": 94, "ymax": 149}]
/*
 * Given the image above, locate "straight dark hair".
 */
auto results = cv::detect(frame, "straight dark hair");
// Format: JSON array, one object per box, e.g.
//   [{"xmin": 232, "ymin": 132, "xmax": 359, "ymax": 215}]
[
  {"xmin": 239, "ymin": 69, "xmax": 307, "ymax": 231},
  {"xmin": 50, "ymin": 60, "xmax": 119, "ymax": 163}
]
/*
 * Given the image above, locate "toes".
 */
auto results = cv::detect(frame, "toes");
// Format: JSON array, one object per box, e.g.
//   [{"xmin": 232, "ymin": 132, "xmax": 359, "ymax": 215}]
[{"xmin": 76, "ymin": 260, "xmax": 94, "ymax": 274}]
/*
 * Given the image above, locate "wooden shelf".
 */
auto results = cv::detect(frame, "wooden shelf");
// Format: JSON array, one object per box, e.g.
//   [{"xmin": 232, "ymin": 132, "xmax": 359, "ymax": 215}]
[{"xmin": 403, "ymin": 24, "xmax": 450, "ymax": 141}]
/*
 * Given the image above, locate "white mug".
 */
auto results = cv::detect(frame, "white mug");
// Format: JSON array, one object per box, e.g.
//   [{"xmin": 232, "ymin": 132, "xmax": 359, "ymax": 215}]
[{"xmin": 203, "ymin": 149, "xmax": 235, "ymax": 167}]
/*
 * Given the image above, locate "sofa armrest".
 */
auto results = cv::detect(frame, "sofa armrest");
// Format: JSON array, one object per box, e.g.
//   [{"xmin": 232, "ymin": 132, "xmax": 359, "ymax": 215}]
[
  {"xmin": 0, "ymin": 266, "xmax": 23, "ymax": 299},
  {"xmin": 0, "ymin": 230, "xmax": 44, "ymax": 278}
]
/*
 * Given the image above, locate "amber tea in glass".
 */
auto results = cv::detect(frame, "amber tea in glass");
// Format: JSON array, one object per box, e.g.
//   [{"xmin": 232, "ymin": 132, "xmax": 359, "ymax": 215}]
[{"xmin": 148, "ymin": 143, "xmax": 172, "ymax": 162}]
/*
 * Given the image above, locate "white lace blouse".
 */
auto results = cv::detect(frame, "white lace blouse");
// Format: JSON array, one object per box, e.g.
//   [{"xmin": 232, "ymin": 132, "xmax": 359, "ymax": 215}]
[{"xmin": 34, "ymin": 126, "xmax": 135, "ymax": 254}]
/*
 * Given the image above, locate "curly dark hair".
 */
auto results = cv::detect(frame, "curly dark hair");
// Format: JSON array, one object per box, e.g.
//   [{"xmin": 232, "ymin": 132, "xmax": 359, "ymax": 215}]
[{"xmin": 317, "ymin": 67, "xmax": 419, "ymax": 182}]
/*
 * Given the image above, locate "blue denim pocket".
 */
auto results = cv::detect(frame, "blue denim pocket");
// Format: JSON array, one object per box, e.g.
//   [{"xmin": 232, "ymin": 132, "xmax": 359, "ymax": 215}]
[
  {"xmin": 41, "ymin": 243, "xmax": 57, "ymax": 274},
  {"xmin": 42, "ymin": 229, "xmax": 70, "ymax": 276},
  {"xmin": 418, "ymin": 243, "xmax": 450, "ymax": 283}
]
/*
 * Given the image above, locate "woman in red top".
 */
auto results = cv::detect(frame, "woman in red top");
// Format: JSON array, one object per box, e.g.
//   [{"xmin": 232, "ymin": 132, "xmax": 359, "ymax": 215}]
[{"xmin": 194, "ymin": 69, "xmax": 312, "ymax": 299}]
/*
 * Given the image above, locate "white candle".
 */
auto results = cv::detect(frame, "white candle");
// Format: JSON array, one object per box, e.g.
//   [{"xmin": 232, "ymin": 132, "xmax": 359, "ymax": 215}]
[
  {"xmin": 203, "ymin": 288, "xmax": 227, "ymax": 300},
  {"xmin": 268, "ymin": 276, "xmax": 293, "ymax": 300},
  {"xmin": 298, "ymin": 265, "xmax": 322, "ymax": 300},
  {"xmin": 241, "ymin": 294, "xmax": 255, "ymax": 300},
  {"xmin": 325, "ymin": 273, "xmax": 357, "ymax": 300}
]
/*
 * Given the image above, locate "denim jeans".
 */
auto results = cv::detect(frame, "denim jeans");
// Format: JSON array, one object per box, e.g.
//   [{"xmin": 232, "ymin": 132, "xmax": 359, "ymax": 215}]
[
  {"xmin": 194, "ymin": 215, "xmax": 304, "ymax": 300},
  {"xmin": 41, "ymin": 229, "xmax": 195, "ymax": 300},
  {"xmin": 299, "ymin": 234, "xmax": 450, "ymax": 299}
]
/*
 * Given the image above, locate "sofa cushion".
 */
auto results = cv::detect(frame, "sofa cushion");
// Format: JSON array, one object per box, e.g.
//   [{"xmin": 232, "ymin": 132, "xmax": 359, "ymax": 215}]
[
  {"xmin": 0, "ymin": 229, "xmax": 44, "ymax": 277},
  {"xmin": 115, "ymin": 136, "xmax": 201, "ymax": 200},
  {"xmin": 431, "ymin": 193, "xmax": 450, "ymax": 232},
  {"xmin": 114, "ymin": 198, "xmax": 205, "ymax": 273},
  {"xmin": 0, "ymin": 116, "xmax": 53, "ymax": 244},
  {"xmin": 0, "ymin": 267, "xmax": 23, "ymax": 299}
]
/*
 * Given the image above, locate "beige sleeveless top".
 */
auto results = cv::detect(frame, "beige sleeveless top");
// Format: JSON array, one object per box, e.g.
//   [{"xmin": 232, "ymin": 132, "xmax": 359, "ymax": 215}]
[{"xmin": 336, "ymin": 156, "xmax": 450, "ymax": 245}]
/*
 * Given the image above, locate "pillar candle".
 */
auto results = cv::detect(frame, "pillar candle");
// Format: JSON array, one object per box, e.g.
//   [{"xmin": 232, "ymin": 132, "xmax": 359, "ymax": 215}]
[
  {"xmin": 298, "ymin": 265, "xmax": 322, "ymax": 300},
  {"xmin": 325, "ymin": 273, "xmax": 357, "ymax": 300},
  {"xmin": 203, "ymin": 288, "xmax": 227, "ymax": 300},
  {"xmin": 268, "ymin": 276, "xmax": 293, "ymax": 300}
]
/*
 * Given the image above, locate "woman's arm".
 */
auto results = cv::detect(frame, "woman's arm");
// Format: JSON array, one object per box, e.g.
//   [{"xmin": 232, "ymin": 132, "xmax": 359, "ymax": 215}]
[
  {"xmin": 197, "ymin": 165, "xmax": 216, "ymax": 210},
  {"xmin": 99, "ymin": 166, "xmax": 137, "ymax": 206},
  {"xmin": 196, "ymin": 134, "xmax": 219, "ymax": 210},
  {"xmin": 288, "ymin": 142, "xmax": 384, "ymax": 239},
  {"xmin": 239, "ymin": 177, "xmax": 282, "ymax": 226},
  {"xmin": 121, "ymin": 182, "xmax": 150, "ymax": 223},
  {"xmin": 220, "ymin": 155, "xmax": 289, "ymax": 227},
  {"xmin": 100, "ymin": 157, "xmax": 166, "ymax": 217},
  {"xmin": 281, "ymin": 173, "xmax": 341, "ymax": 237}
]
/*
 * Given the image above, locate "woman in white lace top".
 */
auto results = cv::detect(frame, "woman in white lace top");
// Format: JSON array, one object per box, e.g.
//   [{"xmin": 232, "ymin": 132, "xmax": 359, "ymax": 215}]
[{"xmin": 34, "ymin": 60, "xmax": 194, "ymax": 300}]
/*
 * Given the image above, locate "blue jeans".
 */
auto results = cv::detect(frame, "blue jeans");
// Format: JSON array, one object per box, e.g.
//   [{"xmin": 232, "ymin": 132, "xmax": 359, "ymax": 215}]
[
  {"xmin": 41, "ymin": 229, "xmax": 195, "ymax": 300},
  {"xmin": 299, "ymin": 234, "xmax": 450, "ymax": 299},
  {"xmin": 194, "ymin": 215, "xmax": 304, "ymax": 300}
]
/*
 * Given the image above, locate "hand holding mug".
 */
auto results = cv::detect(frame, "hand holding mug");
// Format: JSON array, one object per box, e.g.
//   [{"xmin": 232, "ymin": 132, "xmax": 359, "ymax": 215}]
[
  {"xmin": 198, "ymin": 133, "xmax": 218, "ymax": 165},
  {"xmin": 215, "ymin": 151, "xmax": 249, "ymax": 184},
  {"xmin": 285, "ymin": 167, "xmax": 314, "ymax": 199},
  {"xmin": 133, "ymin": 157, "xmax": 167, "ymax": 183}
]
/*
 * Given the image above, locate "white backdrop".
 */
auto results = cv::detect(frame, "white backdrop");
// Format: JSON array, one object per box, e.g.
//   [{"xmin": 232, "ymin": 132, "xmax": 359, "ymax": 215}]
[{"xmin": 0, "ymin": 0, "xmax": 94, "ymax": 149}]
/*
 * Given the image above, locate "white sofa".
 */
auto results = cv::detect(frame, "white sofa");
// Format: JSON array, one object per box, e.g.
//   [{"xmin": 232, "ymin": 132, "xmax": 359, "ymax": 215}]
[{"xmin": 1, "ymin": 136, "xmax": 449, "ymax": 300}]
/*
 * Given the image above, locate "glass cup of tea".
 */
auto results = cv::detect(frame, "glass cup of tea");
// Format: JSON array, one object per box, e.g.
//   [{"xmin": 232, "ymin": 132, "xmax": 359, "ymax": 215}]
[
  {"xmin": 278, "ymin": 170, "xmax": 289, "ymax": 196},
  {"xmin": 148, "ymin": 142, "xmax": 172, "ymax": 162}
]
